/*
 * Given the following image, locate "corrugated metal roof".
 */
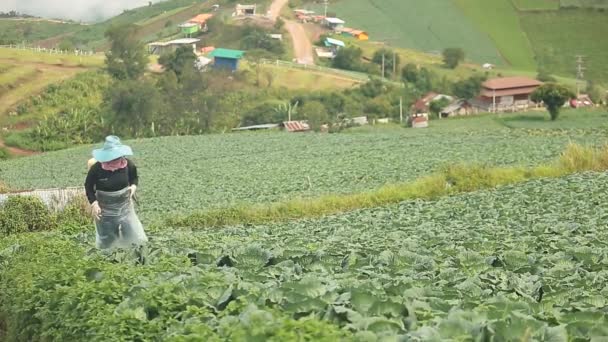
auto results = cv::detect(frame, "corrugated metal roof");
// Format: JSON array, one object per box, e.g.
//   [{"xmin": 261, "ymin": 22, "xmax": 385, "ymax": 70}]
[
  {"xmin": 480, "ymin": 86, "xmax": 539, "ymax": 97},
  {"xmin": 283, "ymin": 121, "xmax": 310, "ymax": 132},
  {"xmin": 325, "ymin": 37, "xmax": 345, "ymax": 47},
  {"xmin": 210, "ymin": 48, "xmax": 245, "ymax": 59},
  {"xmin": 324, "ymin": 17, "xmax": 345, "ymax": 24},
  {"xmin": 232, "ymin": 124, "xmax": 279, "ymax": 131},
  {"xmin": 483, "ymin": 77, "xmax": 542, "ymax": 90},
  {"xmin": 189, "ymin": 13, "xmax": 213, "ymax": 24}
]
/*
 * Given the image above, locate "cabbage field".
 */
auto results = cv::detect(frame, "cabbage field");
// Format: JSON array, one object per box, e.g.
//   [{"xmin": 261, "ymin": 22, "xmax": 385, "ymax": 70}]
[
  {"xmin": 2, "ymin": 172, "xmax": 608, "ymax": 340},
  {"xmin": 2, "ymin": 111, "xmax": 608, "ymax": 340},
  {"xmin": 0, "ymin": 115, "xmax": 604, "ymax": 221}
]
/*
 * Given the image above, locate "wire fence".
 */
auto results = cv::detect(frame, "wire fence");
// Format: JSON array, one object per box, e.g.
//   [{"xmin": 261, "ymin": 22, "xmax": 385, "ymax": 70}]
[
  {"xmin": 0, "ymin": 44, "xmax": 96, "ymax": 56},
  {"xmin": 0, "ymin": 187, "xmax": 85, "ymax": 212},
  {"xmin": 259, "ymin": 59, "xmax": 403, "ymax": 87}
]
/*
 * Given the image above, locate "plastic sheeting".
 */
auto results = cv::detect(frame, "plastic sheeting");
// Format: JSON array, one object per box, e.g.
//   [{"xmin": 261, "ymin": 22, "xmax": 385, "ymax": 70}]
[{"xmin": 95, "ymin": 187, "xmax": 147, "ymax": 249}]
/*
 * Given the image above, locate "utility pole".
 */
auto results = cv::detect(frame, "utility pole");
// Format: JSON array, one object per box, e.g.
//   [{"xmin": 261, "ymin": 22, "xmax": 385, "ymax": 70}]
[
  {"xmin": 382, "ymin": 54, "xmax": 385, "ymax": 79},
  {"xmin": 575, "ymin": 55, "xmax": 586, "ymax": 98},
  {"xmin": 393, "ymin": 50, "xmax": 397, "ymax": 78},
  {"xmin": 323, "ymin": 0, "xmax": 329, "ymax": 17},
  {"xmin": 399, "ymin": 97, "xmax": 403, "ymax": 123}
]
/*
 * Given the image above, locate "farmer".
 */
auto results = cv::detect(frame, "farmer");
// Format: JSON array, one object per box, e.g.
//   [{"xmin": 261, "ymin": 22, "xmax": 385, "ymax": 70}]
[{"xmin": 84, "ymin": 135, "xmax": 148, "ymax": 249}]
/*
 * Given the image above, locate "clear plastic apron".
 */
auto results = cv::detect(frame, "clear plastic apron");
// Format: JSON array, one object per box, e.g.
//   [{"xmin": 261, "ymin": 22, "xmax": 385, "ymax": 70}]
[{"xmin": 95, "ymin": 187, "xmax": 148, "ymax": 249}]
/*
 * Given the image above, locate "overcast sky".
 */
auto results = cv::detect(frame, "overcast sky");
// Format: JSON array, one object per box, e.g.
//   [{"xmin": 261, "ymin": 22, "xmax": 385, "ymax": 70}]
[{"xmin": 0, "ymin": 0, "xmax": 164, "ymax": 22}]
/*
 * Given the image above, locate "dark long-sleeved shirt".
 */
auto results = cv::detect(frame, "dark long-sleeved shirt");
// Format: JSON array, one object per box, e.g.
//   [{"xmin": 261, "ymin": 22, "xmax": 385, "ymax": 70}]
[{"xmin": 85, "ymin": 159, "xmax": 139, "ymax": 204}]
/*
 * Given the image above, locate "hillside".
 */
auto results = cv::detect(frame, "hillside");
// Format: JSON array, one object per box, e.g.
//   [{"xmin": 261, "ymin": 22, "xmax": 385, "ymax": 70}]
[
  {"xmin": 321, "ymin": 0, "xmax": 608, "ymax": 83},
  {"xmin": 0, "ymin": 48, "xmax": 103, "ymax": 118}
]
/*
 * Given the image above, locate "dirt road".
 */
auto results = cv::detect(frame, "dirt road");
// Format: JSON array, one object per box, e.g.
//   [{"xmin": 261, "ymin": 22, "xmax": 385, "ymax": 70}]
[
  {"xmin": 284, "ymin": 20, "xmax": 314, "ymax": 65},
  {"xmin": 268, "ymin": 0, "xmax": 288, "ymax": 21},
  {"xmin": 268, "ymin": 0, "xmax": 314, "ymax": 65}
]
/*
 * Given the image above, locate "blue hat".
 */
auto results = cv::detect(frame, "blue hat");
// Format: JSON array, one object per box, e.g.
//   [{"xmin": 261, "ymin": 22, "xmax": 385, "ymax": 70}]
[{"xmin": 92, "ymin": 136, "xmax": 133, "ymax": 162}]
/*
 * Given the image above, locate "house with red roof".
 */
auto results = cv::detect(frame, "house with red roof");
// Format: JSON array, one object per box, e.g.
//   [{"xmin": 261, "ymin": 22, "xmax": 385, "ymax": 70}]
[{"xmin": 472, "ymin": 76, "xmax": 542, "ymax": 112}]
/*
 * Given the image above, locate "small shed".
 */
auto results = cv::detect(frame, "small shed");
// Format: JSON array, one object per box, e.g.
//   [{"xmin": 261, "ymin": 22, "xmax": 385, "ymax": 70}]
[
  {"xmin": 235, "ymin": 4, "xmax": 257, "ymax": 16},
  {"xmin": 282, "ymin": 121, "xmax": 311, "ymax": 132},
  {"xmin": 179, "ymin": 23, "xmax": 199, "ymax": 36},
  {"xmin": 232, "ymin": 123, "xmax": 280, "ymax": 132},
  {"xmin": 188, "ymin": 13, "xmax": 213, "ymax": 31},
  {"xmin": 340, "ymin": 27, "xmax": 368, "ymax": 41},
  {"xmin": 195, "ymin": 56, "xmax": 213, "ymax": 71},
  {"xmin": 324, "ymin": 37, "xmax": 345, "ymax": 54},
  {"xmin": 209, "ymin": 48, "xmax": 245, "ymax": 71},
  {"xmin": 324, "ymin": 17, "xmax": 345, "ymax": 30},
  {"xmin": 148, "ymin": 38, "xmax": 200, "ymax": 55}
]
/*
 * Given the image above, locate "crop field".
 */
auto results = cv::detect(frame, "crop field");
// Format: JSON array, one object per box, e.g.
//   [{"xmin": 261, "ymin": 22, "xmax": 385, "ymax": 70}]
[
  {"xmin": 560, "ymin": 0, "xmax": 608, "ymax": 8},
  {"xmin": 0, "ymin": 110, "xmax": 606, "ymax": 222},
  {"xmin": 520, "ymin": 9, "xmax": 608, "ymax": 84},
  {"xmin": 321, "ymin": 0, "xmax": 504, "ymax": 65},
  {"xmin": 2, "ymin": 171, "xmax": 608, "ymax": 340},
  {"xmin": 452, "ymin": 0, "xmax": 537, "ymax": 69}
]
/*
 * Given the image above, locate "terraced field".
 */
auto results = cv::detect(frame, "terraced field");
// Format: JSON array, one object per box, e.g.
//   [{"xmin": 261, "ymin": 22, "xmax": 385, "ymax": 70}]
[{"xmin": 1, "ymin": 110, "xmax": 606, "ymax": 221}]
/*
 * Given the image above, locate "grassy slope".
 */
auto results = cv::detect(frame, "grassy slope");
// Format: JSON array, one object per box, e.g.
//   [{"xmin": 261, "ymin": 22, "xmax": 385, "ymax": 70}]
[
  {"xmin": 321, "ymin": 0, "xmax": 504, "ymax": 65},
  {"xmin": 0, "ymin": 19, "xmax": 82, "ymax": 44},
  {"xmin": 0, "ymin": 48, "xmax": 103, "ymax": 117},
  {"xmin": 452, "ymin": 0, "xmax": 537, "ymax": 70},
  {"xmin": 0, "ymin": 109, "xmax": 605, "ymax": 221},
  {"xmin": 520, "ymin": 9, "xmax": 608, "ymax": 84}
]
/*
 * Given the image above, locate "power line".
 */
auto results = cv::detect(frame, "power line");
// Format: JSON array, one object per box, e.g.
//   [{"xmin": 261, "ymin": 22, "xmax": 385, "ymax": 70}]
[{"xmin": 575, "ymin": 55, "xmax": 586, "ymax": 97}]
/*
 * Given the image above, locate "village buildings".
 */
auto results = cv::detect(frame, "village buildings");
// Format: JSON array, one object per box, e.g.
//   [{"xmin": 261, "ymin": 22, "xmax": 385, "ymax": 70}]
[{"xmin": 472, "ymin": 76, "xmax": 542, "ymax": 113}]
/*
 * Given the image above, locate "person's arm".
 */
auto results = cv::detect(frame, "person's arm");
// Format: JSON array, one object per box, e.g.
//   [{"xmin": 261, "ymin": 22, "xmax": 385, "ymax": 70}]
[
  {"xmin": 84, "ymin": 165, "xmax": 98, "ymax": 204},
  {"xmin": 127, "ymin": 159, "xmax": 139, "ymax": 186}
]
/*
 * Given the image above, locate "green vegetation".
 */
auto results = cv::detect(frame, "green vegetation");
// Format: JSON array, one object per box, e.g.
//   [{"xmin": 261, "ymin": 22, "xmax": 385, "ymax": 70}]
[
  {"xmin": 520, "ymin": 9, "xmax": 608, "ymax": 84},
  {"xmin": 531, "ymin": 83, "xmax": 576, "ymax": 120},
  {"xmin": 1, "ymin": 110, "xmax": 606, "ymax": 222},
  {"xmin": 452, "ymin": 0, "xmax": 537, "ymax": 69},
  {"xmin": 0, "ymin": 19, "xmax": 82, "ymax": 45},
  {"xmin": 168, "ymin": 143, "xmax": 608, "ymax": 228},
  {"xmin": 324, "ymin": 0, "xmax": 504, "ymax": 65},
  {"xmin": 3, "ymin": 168, "xmax": 608, "ymax": 339},
  {"xmin": 560, "ymin": 0, "xmax": 608, "ymax": 8},
  {"xmin": 442, "ymin": 47, "xmax": 465, "ymax": 69}
]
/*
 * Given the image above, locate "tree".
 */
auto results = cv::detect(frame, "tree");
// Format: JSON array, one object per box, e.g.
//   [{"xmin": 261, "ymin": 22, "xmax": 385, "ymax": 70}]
[
  {"xmin": 531, "ymin": 83, "xmax": 575, "ymax": 121},
  {"xmin": 452, "ymin": 75, "xmax": 486, "ymax": 100},
  {"xmin": 586, "ymin": 80, "xmax": 603, "ymax": 104},
  {"xmin": 372, "ymin": 48, "xmax": 400, "ymax": 77},
  {"xmin": 536, "ymin": 68, "xmax": 557, "ymax": 82},
  {"xmin": 401, "ymin": 64, "xmax": 435, "ymax": 94},
  {"xmin": 429, "ymin": 97, "xmax": 451, "ymax": 118},
  {"xmin": 442, "ymin": 47, "xmax": 465, "ymax": 69},
  {"xmin": 401, "ymin": 63, "xmax": 418, "ymax": 84},
  {"xmin": 299, "ymin": 100, "xmax": 330, "ymax": 131},
  {"xmin": 104, "ymin": 24, "xmax": 148, "ymax": 80},
  {"xmin": 104, "ymin": 79, "xmax": 162, "ymax": 137},
  {"xmin": 158, "ymin": 46, "xmax": 197, "ymax": 78},
  {"xmin": 332, "ymin": 46, "xmax": 363, "ymax": 71},
  {"xmin": 274, "ymin": 17, "xmax": 285, "ymax": 30}
]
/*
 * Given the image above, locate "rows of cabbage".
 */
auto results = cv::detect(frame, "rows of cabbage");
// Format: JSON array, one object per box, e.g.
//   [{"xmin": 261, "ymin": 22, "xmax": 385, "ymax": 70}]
[
  {"xmin": 0, "ymin": 127, "xmax": 604, "ymax": 221},
  {"xmin": 2, "ymin": 172, "xmax": 608, "ymax": 340}
]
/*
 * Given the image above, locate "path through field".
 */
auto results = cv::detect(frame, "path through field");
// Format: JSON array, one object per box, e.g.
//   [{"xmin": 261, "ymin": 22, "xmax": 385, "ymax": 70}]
[{"xmin": 269, "ymin": 0, "xmax": 314, "ymax": 65}]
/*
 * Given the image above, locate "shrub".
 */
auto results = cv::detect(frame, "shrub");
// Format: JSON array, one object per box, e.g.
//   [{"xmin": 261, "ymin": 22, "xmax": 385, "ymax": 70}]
[
  {"xmin": 0, "ymin": 196, "xmax": 56, "ymax": 236},
  {"xmin": 56, "ymin": 195, "xmax": 93, "ymax": 234},
  {"xmin": 0, "ymin": 147, "xmax": 9, "ymax": 160}
]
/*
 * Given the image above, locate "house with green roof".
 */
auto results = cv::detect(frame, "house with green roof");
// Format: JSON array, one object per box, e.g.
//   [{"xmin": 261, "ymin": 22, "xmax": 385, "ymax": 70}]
[{"xmin": 209, "ymin": 48, "xmax": 245, "ymax": 71}]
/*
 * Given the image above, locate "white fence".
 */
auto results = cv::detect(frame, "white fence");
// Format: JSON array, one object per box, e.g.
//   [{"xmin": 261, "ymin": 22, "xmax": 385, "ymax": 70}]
[
  {"xmin": 0, "ymin": 187, "xmax": 85, "ymax": 212},
  {"xmin": 0, "ymin": 44, "xmax": 96, "ymax": 56},
  {"xmin": 259, "ymin": 59, "xmax": 404, "ymax": 87}
]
